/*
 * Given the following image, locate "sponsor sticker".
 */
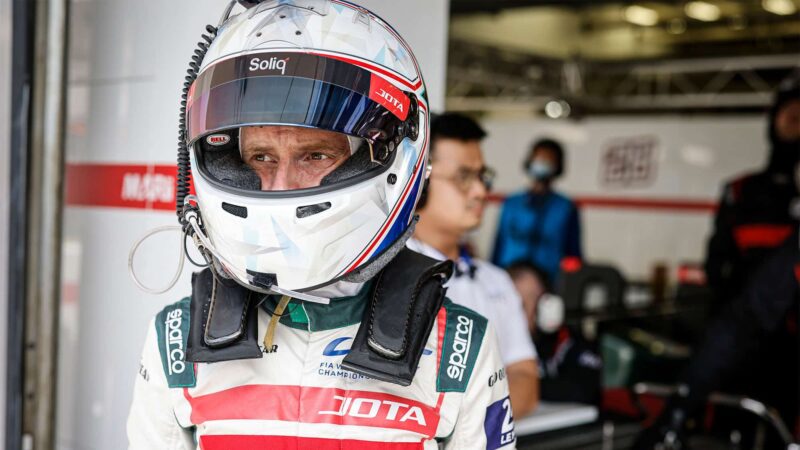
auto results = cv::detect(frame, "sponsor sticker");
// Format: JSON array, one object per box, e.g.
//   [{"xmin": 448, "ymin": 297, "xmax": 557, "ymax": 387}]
[
  {"xmin": 323, "ymin": 337, "xmax": 433, "ymax": 358},
  {"xmin": 437, "ymin": 301, "xmax": 487, "ymax": 392},
  {"xmin": 318, "ymin": 337, "xmax": 432, "ymax": 381},
  {"xmin": 206, "ymin": 134, "xmax": 231, "ymax": 146},
  {"xmin": 323, "ymin": 337, "xmax": 353, "ymax": 357},
  {"xmin": 260, "ymin": 344, "xmax": 279, "ymax": 354},
  {"xmin": 155, "ymin": 298, "xmax": 196, "ymax": 388},
  {"xmin": 248, "ymin": 56, "xmax": 291, "ymax": 75},
  {"xmin": 369, "ymin": 73, "xmax": 410, "ymax": 121},
  {"xmin": 488, "ymin": 367, "xmax": 506, "ymax": 387},
  {"xmin": 318, "ymin": 361, "xmax": 370, "ymax": 381},
  {"xmin": 447, "ymin": 315, "xmax": 473, "ymax": 382},
  {"xmin": 314, "ymin": 391, "xmax": 438, "ymax": 436},
  {"xmin": 484, "ymin": 396, "xmax": 516, "ymax": 450},
  {"xmin": 138, "ymin": 362, "xmax": 150, "ymax": 382},
  {"xmin": 319, "ymin": 395, "xmax": 427, "ymax": 427}
]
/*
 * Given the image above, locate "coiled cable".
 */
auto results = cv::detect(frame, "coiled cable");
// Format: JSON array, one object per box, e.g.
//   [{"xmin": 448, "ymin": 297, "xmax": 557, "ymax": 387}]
[{"xmin": 176, "ymin": 24, "xmax": 218, "ymax": 225}]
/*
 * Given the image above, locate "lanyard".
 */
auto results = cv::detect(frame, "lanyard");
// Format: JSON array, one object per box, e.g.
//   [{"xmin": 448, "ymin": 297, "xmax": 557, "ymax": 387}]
[{"xmin": 454, "ymin": 246, "xmax": 477, "ymax": 279}]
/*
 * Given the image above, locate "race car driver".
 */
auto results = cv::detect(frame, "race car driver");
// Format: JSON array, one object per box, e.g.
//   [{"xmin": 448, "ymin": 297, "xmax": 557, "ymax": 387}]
[
  {"xmin": 705, "ymin": 74, "xmax": 800, "ymax": 306},
  {"xmin": 126, "ymin": 1, "xmax": 515, "ymax": 449}
]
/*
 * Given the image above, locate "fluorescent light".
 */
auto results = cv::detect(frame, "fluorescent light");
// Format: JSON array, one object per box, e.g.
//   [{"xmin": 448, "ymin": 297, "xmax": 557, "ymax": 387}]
[
  {"xmin": 625, "ymin": 5, "xmax": 660, "ymax": 27},
  {"xmin": 544, "ymin": 100, "xmax": 571, "ymax": 119},
  {"xmin": 763, "ymin": 0, "xmax": 797, "ymax": 15},
  {"xmin": 685, "ymin": 1, "xmax": 721, "ymax": 22}
]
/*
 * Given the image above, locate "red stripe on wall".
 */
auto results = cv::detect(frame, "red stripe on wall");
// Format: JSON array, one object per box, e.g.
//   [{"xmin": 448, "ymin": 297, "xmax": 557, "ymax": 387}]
[
  {"xmin": 65, "ymin": 163, "xmax": 719, "ymax": 214},
  {"xmin": 573, "ymin": 196, "xmax": 717, "ymax": 212},
  {"xmin": 487, "ymin": 193, "xmax": 717, "ymax": 212},
  {"xmin": 65, "ymin": 163, "xmax": 180, "ymax": 211},
  {"xmin": 200, "ymin": 435, "xmax": 423, "ymax": 450},
  {"xmin": 734, "ymin": 224, "xmax": 794, "ymax": 250},
  {"xmin": 184, "ymin": 384, "xmax": 440, "ymax": 437}
]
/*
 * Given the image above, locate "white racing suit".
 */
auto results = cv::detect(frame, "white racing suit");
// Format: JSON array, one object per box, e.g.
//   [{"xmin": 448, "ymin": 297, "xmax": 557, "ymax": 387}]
[{"xmin": 127, "ymin": 287, "xmax": 517, "ymax": 450}]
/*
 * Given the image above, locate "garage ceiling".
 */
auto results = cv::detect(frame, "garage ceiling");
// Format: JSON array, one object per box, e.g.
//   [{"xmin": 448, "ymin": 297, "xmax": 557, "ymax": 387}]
[{"xmin": 447, "ymin": 0, "xmax": 800, "ymax": 114}]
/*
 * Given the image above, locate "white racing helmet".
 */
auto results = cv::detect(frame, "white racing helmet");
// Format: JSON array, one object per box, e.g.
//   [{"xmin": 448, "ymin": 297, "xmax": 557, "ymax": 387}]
[{"xmin": 180, "ymin": 0, "xmax": 429, "ymax": 294}]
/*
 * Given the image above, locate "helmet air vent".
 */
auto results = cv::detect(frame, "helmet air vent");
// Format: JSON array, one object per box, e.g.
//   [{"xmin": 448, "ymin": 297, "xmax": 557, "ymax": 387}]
[
  {"xmin": 296, "ymin": 202, "xmax": 332, "ymax": 218},
  {"xmin": 222, "ymin": 202, "xmax": 249, "ymax": 218}
]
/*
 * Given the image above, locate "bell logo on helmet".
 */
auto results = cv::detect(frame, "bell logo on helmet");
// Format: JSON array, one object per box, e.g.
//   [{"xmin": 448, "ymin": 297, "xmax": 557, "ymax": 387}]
[
  {"xmin": 249, "ymin": 56, "xmax": 290, "ymax": 75},
  {"xmin": 206, "ymin": 134, "xmax": 231, "ymax": 146}
]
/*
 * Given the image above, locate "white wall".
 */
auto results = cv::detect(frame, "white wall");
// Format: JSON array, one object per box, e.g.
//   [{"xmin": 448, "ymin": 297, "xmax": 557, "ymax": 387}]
[
  {"xmin": 0, "ymin": 0, "xmax": 12, "ymax": 444},
  {"xmin": 473, "ymin": 115, "xmax": 768, "ymax": 280},
  {"xmin": 56, "ymin": 1, "xmax": 450, "ymax": 449}
]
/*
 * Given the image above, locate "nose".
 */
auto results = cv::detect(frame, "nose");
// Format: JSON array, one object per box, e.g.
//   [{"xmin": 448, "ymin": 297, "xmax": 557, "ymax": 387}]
[
  {"xmin": 262, "ymin": 160, "xmax": 297, "ymax": 191},
  {"xmin": 471, "ymin": 177, "xmax": 489, "ymax": 201}
]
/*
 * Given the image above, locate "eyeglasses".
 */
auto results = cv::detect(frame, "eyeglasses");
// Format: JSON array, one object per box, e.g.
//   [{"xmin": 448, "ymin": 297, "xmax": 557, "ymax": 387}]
[{"xmin": 432, "ymin": 166, "xmax": 496, "ymax": 193}]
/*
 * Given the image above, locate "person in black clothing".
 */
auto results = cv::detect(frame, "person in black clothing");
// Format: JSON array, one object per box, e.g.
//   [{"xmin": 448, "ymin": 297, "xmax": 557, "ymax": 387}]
[
  {"xmin": 640, "ymin": 147, "xmax": 800, "ymax": 445},
  {"xmin": 508, "ymin": 261, "xmax": 602, "ymax": 405},
  {"xmin": 705, "ymin": 74, "xmax": 800, "ymax": 306},
  {"xmin": 635, "ymin": 227, "xmax": 799, "ymax": 448}
]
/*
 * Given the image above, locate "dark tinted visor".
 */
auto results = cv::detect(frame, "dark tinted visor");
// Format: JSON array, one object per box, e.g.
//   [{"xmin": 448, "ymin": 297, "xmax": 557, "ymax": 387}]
[{"xmin": 186, "ymin": 51, "xmax": 420, "ymax": 164}]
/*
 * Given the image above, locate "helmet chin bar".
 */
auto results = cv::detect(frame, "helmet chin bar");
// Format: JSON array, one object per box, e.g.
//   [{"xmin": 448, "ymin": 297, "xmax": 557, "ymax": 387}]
[{"xmin": 182, "ymin": 200, "xmax": 330, "ymax": 304}]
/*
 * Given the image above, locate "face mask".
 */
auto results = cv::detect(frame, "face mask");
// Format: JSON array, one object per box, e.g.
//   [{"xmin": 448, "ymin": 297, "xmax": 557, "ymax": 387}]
[
  {"xmin": 528, "ymin": 160, "xmax": 555, "ymax": 181},
  {"xmin": 537, "ymin": 293, "xmax": 565, "ymax": 334}
]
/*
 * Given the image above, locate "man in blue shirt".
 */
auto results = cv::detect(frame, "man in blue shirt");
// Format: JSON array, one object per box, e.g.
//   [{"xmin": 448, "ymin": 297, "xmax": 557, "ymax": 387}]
[{"xmin": 492, "ymin": 138, "xmax": 582, "ymax": 282}]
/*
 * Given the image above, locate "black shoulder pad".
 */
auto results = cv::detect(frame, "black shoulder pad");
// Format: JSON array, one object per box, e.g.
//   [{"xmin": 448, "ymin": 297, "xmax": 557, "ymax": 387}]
[
  {"xmin": 342, "ymin": 248, "xmax": 453, "ymax": 386},
  {"xmin": 185, "ymin": 269, "xmax": 263, "ymax": 363}
]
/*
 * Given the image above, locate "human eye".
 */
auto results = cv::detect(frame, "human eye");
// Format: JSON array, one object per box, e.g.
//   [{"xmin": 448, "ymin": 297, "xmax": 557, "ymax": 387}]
[
  {"xmin": 456, "ymin": 169, "xmax": 473, "ymax": 184},
  {"xmin": 307, "ymin": 152, "xmax": 332, "ymax": 161},
  {"xmin": 251, "ymin": 153, "xmax": 275, "ymax": 163}
]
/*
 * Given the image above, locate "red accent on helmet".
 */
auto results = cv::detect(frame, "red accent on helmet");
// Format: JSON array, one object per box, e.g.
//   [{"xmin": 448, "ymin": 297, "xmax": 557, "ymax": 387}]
[{"xmin": 369, "ymin": 74, "xmax": 409, "ymax": 121}]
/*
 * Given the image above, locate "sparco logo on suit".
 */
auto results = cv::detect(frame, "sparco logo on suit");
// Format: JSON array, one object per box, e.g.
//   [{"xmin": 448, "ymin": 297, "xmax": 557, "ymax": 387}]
[
  {"xmin": 447, "ymin": 315, "xmax": 473, "ymax": 381},
  {"xmin": 164, "ymin": 309, "xmax": 186, "ymax": 375}
]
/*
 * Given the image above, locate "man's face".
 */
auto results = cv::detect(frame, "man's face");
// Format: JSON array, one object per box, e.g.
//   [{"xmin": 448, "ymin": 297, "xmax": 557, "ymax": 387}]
[
  {"xmin": 422, "ymin": 138, "xmax": 489, "ymax": 235},
  {"xmin": 775, "ymin": 99, "xmax": 800, "ymax": 143},
  {"xmin": 512, "ymin": 272, "xmax": 546, "ymax": 334},
  {"xmin": 240, "ymin": 126, "xmax": 351, "ymax": 191}
]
